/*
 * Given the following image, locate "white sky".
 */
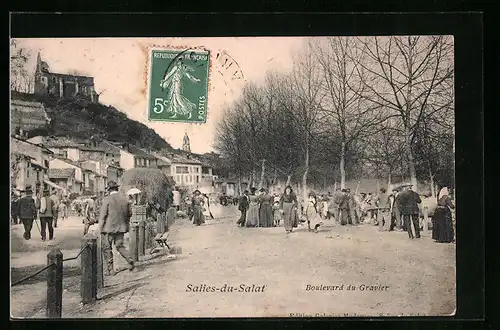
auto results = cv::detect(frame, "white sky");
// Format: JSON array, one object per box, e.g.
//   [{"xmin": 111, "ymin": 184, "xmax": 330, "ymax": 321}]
[{"xmin": 16, "ymin": 37, "xmax": 307, "ymax": 153}]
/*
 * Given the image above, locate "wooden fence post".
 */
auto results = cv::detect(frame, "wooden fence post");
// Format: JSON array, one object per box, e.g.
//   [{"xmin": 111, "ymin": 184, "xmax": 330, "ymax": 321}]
[
  {"xmin": 138, "ymin": 221, "xmax": 145, "ymax": 257},
  {"xmin": 96, "ymin": 233, "xmax": 104, "ymax": 293},
  {"xmin": 129, "ymin": 223, "xmax": 139, "ymax": 262},
  {"xmin": 81, "ymin": 233, "xmax": 97, "ymax": 304},
  {"xmin": 423, "ymin": 206, "xmax": 429, "ymax": 236},
  {"xmin": 46, "ymin": 249, "xmax": 63, "ymax": 318}
]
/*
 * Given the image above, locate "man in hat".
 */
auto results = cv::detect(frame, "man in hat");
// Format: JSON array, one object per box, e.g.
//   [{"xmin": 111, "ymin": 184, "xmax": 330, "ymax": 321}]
[
  {"xmin": 39, "ymin": 187, "xmax": 56, "ymax": 241},
  {"xmin": 346, "ymin": 188, "xmax": 359, "ymax": 225},
  {"xmin": 397, "ymin": 184, "xmax": 422, "ymax": 239},
  {"xmin": 99, "ymin": 181, "xmax": 135, "ymax": 275},
  {"xmin": 16, "ymin": 187, "xmax": 38, "ymax": 240},
  {"xmin": 389, "ymin": 188, "xmax": 402, "ymax": 230}
]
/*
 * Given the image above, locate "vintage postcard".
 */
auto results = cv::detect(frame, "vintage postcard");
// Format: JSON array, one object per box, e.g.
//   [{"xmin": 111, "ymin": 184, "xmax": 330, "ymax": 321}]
[{"xmin": 10, "ymin": 36, "xmax": 456, "ymax": 318}]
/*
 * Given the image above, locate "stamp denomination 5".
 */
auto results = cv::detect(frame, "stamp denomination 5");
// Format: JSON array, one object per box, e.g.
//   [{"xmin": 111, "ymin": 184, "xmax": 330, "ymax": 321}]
[{"xmin": 148, "ymin": 48, "xmax": 210, "ymax": 123}]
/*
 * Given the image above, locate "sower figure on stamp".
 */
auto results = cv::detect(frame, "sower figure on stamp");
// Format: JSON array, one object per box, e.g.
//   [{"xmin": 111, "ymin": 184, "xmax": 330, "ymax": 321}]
[
  {"xmin": 397, "ymin": 185, "xmax": 422, "ymax": 239},
  {"xmin": 99, "ymin": 181, "xmax": 135, "ymax": 276},
  {"xmin": 236, "ymin": 190, "xmax": 249, "ymax": 227}
]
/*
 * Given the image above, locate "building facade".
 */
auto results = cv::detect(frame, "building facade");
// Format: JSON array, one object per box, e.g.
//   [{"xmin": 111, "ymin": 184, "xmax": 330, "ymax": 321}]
[
  {"xmin": 11, "ymin": 136, "xmax": 53, "ymax": 194},
  {"xmin": 34, "ymin": 53, "xmax": 99, "ymax": 102},
  {"xmin": 10, "ymin": 94, "xmax": 51, "ymax": 136},
  {"xmin": 117, "ymin": 143, "xmax": 158, "ymax": 171}
]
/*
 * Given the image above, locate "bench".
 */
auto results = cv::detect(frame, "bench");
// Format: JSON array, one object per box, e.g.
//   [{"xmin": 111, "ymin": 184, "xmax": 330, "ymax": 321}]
[{"xmin": 150, "ymin": 232, "xmax": 170, "ymax": 254}]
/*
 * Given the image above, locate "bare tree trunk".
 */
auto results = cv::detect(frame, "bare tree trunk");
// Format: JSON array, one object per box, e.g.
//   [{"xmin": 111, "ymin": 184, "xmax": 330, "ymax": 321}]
[
  {"xmin": 340, "ymin": 141, "xmax": 346, "ymax": 189},
  {"xmin": 387, "ymin": 172, "xmax": 392, "ymax": 192},
  {"xmin": 285, "ymin": 174, "xmax": 292, "ymax": 187},
  {"xmin": 376, "ymin": 179, "xmax": 380, "ymax": 192},
  {"xmin": 302, "ymin": 142, "xmax": 310, "ymax": 208},
  {"xmin": 429, "ymin": 167, "xmax": 436, "ymax": 198},
  {"xmin": 237, "ymin": 177, "xmax": 242, "ymax": 195},
  {"xmin": 259, "ymin": 159, "xmax": 266, "ymax": 189},
  {"xmin": 334, "ymin": 181, "xmax": 337, "ymax": 191},
  {"xmin": 404, "ymin": 129, "xmax": 418, "ymax": 191}
]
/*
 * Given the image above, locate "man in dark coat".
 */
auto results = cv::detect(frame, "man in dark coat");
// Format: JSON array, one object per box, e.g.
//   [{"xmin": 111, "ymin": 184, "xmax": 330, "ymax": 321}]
[
  {"xmin": 16, "ymin": 187, "xmax": 38, "ymax": 240},
  {"xmin": 397, "ymin": 185, "xmax": 422, "ymax": 239},
  {"xmin": 99, "ymin": 181, "xmax": 135, "ymax": 275},
  {"xmin": 331, "ymin": 188, "xmax": 344, "ymax": 222},
  {"xmin": 39, "ymin": 188, "xmax": 56, "ymax": 241},
  {"xmin": 236, "ymin": 190, "xmax": 249, "ymax": 227},
  {"xmin": 338, "ymin": 189, "xmax": 350, "ymax": 226},
  {"xmin": 346, "ymin": 188, "xmax": 359, "ymax": 225}
]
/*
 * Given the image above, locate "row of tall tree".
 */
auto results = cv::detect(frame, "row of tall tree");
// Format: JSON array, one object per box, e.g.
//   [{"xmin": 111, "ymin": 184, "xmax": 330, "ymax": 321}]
[{"xmin": 215, "ymin": 36, "xmax": 454, "ymax": 200}]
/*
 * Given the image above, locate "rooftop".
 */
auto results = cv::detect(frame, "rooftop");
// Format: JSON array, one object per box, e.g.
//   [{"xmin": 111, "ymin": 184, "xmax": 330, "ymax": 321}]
[
  {"xmin": 114, "ymin": 142, "xmax": 157, "ymax": 159},
  {"xmin": 48, "ymin": 168, "xmax": 75, "ymax": 179},
  {"xmin": 156, "ymin": 150, "xmax": 202, "ymax": 165},
  {"xmin": 98, "ymin": 140, "xmax": 122, "ymax": 155}
]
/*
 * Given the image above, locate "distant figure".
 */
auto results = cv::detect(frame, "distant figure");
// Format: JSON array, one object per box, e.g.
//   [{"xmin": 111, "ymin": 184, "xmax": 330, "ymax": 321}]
[
  {"xmin": 338, "ymin": 189, "xmax": 350, "ymax": 226},
  {"xmin": 346, "ymin": 188, "xmax": 359, "ymax": 225},
  {"xmin": 50, "ymin": 189, "xmax": 60, "ymax": 228},
  {"xmin": 389, "ymin": 189, "xmax": 402, "ymax": 230},
  {"xmin": 99, "ymin": 181, "xmax": 135, "ymax": 275},
  {"xmin": 16, "ymin": 187, "xmax": 37, "ymax": 240},
  {"xmin": 279, "ymin": 185, "xmax": 298, "ymax": 234},
  {"xmin": 397, "ymin": 185, "xmax": 422, "ymax": 239},
  {"xmin": 331, "ymin": 189, "xmax": 344, "ymax": 221},
  {"xmin": 375, "ymin": 188, "xmax": 391, "ymax": 231},
  {"xmin": 58, "ymin": 200, "xmax": 68, "ymax": 221},
  {"xmin": 38, "ymin": 188, "xmax": 56, "ymax": 241},
  {"xmin": 83, "ymin": 195, "xmax": 97, "ymax": 236},
  {"xmin": 236, "ymin": 190, "xmax": 249, "ymax": 227},
  {"xmin": 11, "ymin": 192, "xmax": 19, "ymax": 225},
  {"xmin": 305, "ymin": 192, "xmax": 323, "ymax": 232},
  {"xmin": 191, "ymin": 190, "xmax": 205, "ymax": 226},
  {"xmin": 172, "ymin": 187, "xmax": 181, "ymax": 211},
  {"xmin": 258, "ymin": 187, "xmax": 274, "ymax": 227},
  {"xmin": 245, "ymin": 187, "xmax": 260, "ymax": 227},
  {"xmin": 432, "ymin": 187, "xmax": 455, "ymax": 243}
]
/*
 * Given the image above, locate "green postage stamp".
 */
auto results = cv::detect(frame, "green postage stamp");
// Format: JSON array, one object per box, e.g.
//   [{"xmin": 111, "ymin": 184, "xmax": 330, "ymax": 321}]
[{"xmin": 147, "ymin": 48, "xmax": 211, "ymax": 123}]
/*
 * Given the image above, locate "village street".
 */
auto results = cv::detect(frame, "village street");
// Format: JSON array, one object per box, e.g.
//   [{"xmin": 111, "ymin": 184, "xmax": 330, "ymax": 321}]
[{"xmin": 11, "ymin": 205, "xmax": 456, "ymax": 318}]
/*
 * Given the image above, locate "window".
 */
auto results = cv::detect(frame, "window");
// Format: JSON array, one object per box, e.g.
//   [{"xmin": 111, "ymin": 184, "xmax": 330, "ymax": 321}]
[
  {"xmin": 195, "ymin": 167, "xmax": 200, "ymax": 173},
  {"xmin": 62, "ymin": 150, "xmax": 68, "ymax": 158},
  {"xmin": 52, "ymin": 77, "xmax": 57, "ymax": 84},
  {"xmin": 176, "ymin": 166, "xmax": 189, "ymax": 174},
  {"xmin": 196, "ymin": 176, "xmax": 200, "ymax": 183}
]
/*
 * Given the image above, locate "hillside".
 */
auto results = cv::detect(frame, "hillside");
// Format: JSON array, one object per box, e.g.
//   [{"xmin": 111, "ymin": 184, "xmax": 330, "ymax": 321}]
[{"xmin": 11, "ymin": 91, "xmax": 172, "ymax": 150}]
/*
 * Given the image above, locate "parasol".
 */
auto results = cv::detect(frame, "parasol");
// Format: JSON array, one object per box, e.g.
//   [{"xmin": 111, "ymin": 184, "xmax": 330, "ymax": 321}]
[{"xmin": 127, "ymin": 188, "xmax": 142, "ymax": 195}]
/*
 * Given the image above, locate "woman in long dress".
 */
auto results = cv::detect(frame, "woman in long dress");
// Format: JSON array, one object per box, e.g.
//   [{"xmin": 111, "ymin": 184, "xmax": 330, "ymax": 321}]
[
  {"xmin": 258, "ymin": 188, "xmax": 273, "ymax": 227},
  {"xmin": 305, "ymin": 192, "xmax": 323, "ymax": 232},
  {"xmin": 191, "ymin": 190, "xmax": 205, "ymax": 226},
  {"xmin": 245, "ymin": 187, "xmax": 259, "ymax": 227},
  {"xmin": 159, "ymin": 58, "xmax": 201, "ymax": 119},
  {"xmin": 432, "ymin": 187, "xmax": 455, "ymax": 243},
  {"xmin": 279, "ymin": 185, "xmax": 298, "ymax": 234}
]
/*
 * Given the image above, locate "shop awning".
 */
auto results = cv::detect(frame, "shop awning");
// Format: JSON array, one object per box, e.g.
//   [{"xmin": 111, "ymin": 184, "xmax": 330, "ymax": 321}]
[{"xmin": 43, "ymin": 180, "xmax": 66, "ymax": 192}]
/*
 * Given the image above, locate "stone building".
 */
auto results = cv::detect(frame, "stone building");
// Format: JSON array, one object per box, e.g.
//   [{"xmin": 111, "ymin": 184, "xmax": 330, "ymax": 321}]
[{"xmin": 34, "ymin": 53, "xmax": 99, "ymax": 102}]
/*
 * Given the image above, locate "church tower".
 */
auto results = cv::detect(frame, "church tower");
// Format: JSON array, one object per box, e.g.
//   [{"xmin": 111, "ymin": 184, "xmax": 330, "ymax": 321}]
[{"xmin": 182, "ymin": 131, "xmax": 191, "ymax": 153}]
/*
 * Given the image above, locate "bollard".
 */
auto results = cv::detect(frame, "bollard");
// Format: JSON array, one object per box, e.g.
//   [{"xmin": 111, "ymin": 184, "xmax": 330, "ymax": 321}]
[
  {"xmin": 138, "ymin": 221, "xmax": 145, "ymax": 257},
  {"xmin": 129, "ymin": 222, "xmax": 139, "ymax": 262},
  {"xmin": 47, "ymin": 249, "xmax": 63, "ymax": 318},
  {"xmin": 81, "ymin": 233, "xmax": 97, "ymax": 304},
  {"xmin": 423, "ymin": 206, "xmax": 429, "ymax": 236}
]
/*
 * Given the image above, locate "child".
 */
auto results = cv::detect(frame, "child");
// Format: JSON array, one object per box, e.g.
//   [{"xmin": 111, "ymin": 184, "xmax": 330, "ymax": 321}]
[{"xmin": 272, "ymin": 201, "xmax": 281, "ymax": 227}]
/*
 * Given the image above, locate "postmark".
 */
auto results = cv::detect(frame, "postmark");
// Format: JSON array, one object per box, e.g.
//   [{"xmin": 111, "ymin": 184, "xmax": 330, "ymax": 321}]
[{"xmin": 147, "ymin": 47, "xmax": 211, "ymax": 123}]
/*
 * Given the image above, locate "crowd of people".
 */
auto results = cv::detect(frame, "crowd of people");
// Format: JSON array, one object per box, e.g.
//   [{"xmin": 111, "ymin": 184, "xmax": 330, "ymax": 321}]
[{"xmin": 231, "ymin": 183, "xmax": 455, "ymax": 243}]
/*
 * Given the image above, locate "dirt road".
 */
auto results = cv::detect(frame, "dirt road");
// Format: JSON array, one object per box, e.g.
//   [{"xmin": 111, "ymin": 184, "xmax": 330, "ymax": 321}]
[{"xmin": 11, "ymin": 206, "xmax": 456, "ymax": 318}]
